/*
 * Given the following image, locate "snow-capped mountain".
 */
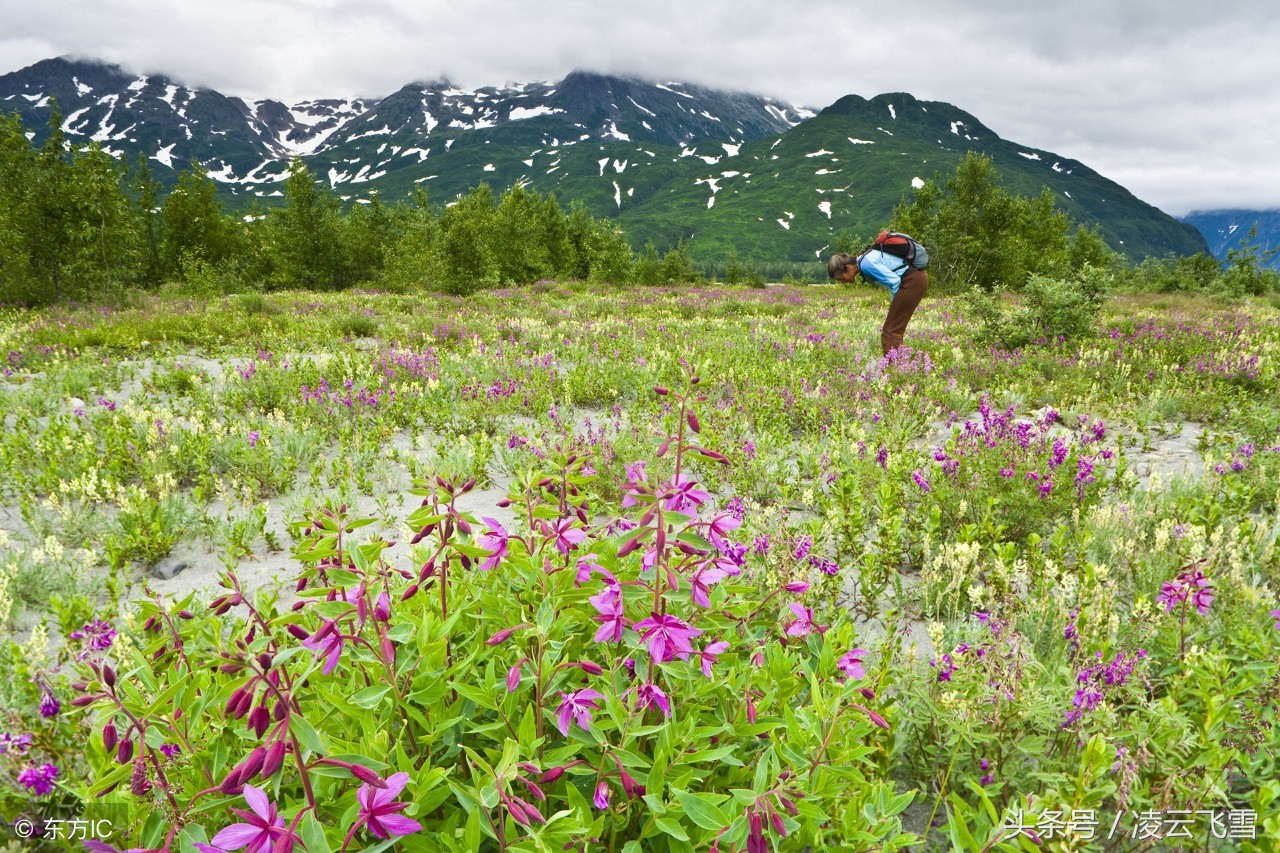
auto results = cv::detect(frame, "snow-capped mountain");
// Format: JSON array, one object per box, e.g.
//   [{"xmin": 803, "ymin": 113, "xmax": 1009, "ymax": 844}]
[{"xmin": 1, "ymin": 56, "xmax": 1206, "ymax": 262}]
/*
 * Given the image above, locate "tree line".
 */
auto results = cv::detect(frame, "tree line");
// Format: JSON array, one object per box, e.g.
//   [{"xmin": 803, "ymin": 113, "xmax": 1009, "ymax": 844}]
[
  {"xmin": 0, "ymin": 108, "xmax": 713, "ymax": 306},
  {"xmin": 2, "ymin": 107, "xmax": 1274, "ymax": 306}
]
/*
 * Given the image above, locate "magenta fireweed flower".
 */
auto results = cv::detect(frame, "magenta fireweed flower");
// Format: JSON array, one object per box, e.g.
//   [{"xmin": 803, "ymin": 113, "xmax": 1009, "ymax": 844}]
[
  {"xmin": 1157, "ymin": 568, "xmax": 1214, "ymax": 615},
  {"xmin": 209, "ymin": 784, "xmax": 287, "ymax": 853},
  {"xmin": 837, "ymin": 648, "xmax": 869, "ymax": 682},
  {"xmin": 706, "ymin": 512, "xmax": 741, "ymax": 549},
  {"xmin": 700, "ymin": 640, "xmax": 729, "ymax": 678},
  {"xmin": 575, "ymin": 554, "xmax": 609, "ymax": 586},
  {"xmin": 664, "ymin": 474, "xmax": 711, "ymax": 514},
  {"xmin": 355, "ymin": 771, "xmax": 423, "ymax": 839},
  {"xmin": 593, "ymin": 779, "xmax": 611, "ymax": 810},
  {"xmin": 556, "ymin": 689, "xmax": 604, "ymax": 735},
  {"xmin": 635, "ymin": 613, "xmax": 703, "ymax": 663},
  {"xmin": 621, "ymin": 461, "xmax": 649, "ymax": 508},
  {"xmin": 551, "ymin": 518, "xmax": 587, "ymax": 555},
  {"xmin": 635, "ymin": 682, "xmax": 672, "ymax": 718},
  {"xmin": 17, "ymin": 762, "xmax": 60, "ymax": 795},
  {"xmin": 590, "ymin": 586, "xmax": 629, "ymax": 643},
  {"xmin": 477, "ymin": 518, "xmax": 510, "ymax": 571},
  {"xmin": 784, "ymin": 602, "xmax": 817, "ymax": 637},
  {"xmin": 302, "ymin": 619, "xmax": 345, "ymax": 675},
  {"xmin": 689, "ymin": 563, "xmax": 728, "ymax": 608},
  {"xmin": 373, "ymin": 591, "xmax": 391, "ymax": 622}
]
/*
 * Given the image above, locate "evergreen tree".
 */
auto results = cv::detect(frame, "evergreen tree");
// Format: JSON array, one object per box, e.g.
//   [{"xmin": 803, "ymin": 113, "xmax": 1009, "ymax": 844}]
[
  {"xmin": 264, "ymin": 159, "xmax": 345, "ymax": 290},
  {"xmin": 160, "ymin": 161, "xmax": 241, "ymax": 280},
  {"xmin": 131, "ymin": 153, "xmax": 163, "ymax": 288}
]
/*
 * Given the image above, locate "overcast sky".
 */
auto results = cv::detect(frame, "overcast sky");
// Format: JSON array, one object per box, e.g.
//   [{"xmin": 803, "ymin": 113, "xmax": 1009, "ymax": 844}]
[{"xmin": 2, "ymin": 0, "xmax": 1276, "ymax": 216}]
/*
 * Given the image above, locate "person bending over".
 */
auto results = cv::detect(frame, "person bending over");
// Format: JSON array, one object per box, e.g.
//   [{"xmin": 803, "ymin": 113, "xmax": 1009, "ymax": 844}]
[{"xmin": 828, "ymin": 245, "xmax": 929, "ymax": 357}]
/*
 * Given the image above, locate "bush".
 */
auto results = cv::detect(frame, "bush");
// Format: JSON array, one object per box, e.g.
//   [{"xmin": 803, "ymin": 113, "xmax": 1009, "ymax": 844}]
[{"xmin": 965, "ymin": 265, "xmax": 1110, "ymax": 348}]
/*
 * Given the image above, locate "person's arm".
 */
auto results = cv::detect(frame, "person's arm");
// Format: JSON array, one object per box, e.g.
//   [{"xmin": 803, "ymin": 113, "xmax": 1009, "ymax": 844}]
[{"xmin": 858, "ymin": 252, "xmax": 904, "ymax": 297}]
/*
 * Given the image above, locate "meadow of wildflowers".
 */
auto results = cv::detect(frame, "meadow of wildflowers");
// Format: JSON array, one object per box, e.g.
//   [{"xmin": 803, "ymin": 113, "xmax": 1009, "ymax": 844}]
[{"xmin": 0, "ymin": 285, "xmax": 1278, "ymax": 851}]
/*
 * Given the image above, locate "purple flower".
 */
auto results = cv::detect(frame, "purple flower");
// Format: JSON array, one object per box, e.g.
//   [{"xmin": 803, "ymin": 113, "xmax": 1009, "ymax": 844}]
[
  {"xmin": 209, "ymin": 784, "xmax": 287, "ymax": 853},
  {"xmin": 355, "ymin": 771, "xmax": 423, "ymax": 839},
  {"xmin": 593, "ymin": 779, "xmax": 611, "ymax": 810},
  {"xmin": 664, "ymin": 474, "xmax": 711, "ymax": 515},
  {"xmin": 689, "ymin": 563, "xmax": 728, "ymax": 608},
  {"xmin": 1271, "ymin": 609, "xmax": 1280, "ymax": 631},
  {"xmin": 39, "ymin": 689, "xmax": 60, "ymax": 718},
  {"xmin": 792, "ymin": 535, "xmax": 812, "ymax": 561},
  {"xmin": 837, "ymin": 648, "xmax": 868, "ymax": 682},
  {"xmin": 1157, "ymin": 569, "xmax": 1214, "ymax": 615},
  {"xmin": 1049, "ymin": 438, "xmax": 1069, "ymax": 469},
  {"xmin": 556, "ymin": 688, "xmax": 604, "ymax": 735},
  {"xmin": 634, "ymin": 613, "xmax": 703, "ymax": 663},
  {"xmin": 0, "ymin": 733, "xmax": 32, "ymax": 755},
  {"xmin": 506, "ymin": 663, "xmax": 523, "ymax": 693},
  {"xmin": 302, "ymin": 619, "xmax": 345, "ymax": 675},
  {"xmin": 875, "ymin": 447, "xmax": 889, "ymax": 468},
  {"xmin": 550, "ymin": 517, "xmax": 587, "ymax": 555},
  {"xmin": 783, "ymin": 602, "xmax": 816, "ymax": 637},
  {"xmin": 706, "ymin": 512, "xmax": 742, "ymax": 550},
  {"xmin": 160, "ymin": 744, "xmax": 181, "ymax": 758},
  {"xmin": 17, "ymin": 762, "xmax": 60, "ymax": 795},
  {"xmin": 699, "ymin": 640, "xmax": 729, "ymax": 678},
  {"xmin": 635, "ymin": 682, "xmax": 671, "ymax": 718},
  {"xmin": 69, "ymin": 619, "xmax": 117, "ymax": 652},
  {"xmin": 911, "ymin": 470, "xmax": 931, "ymax": 493},
  {"xmin": 589, "ymin": 585, "xmax": 629, "ymax": 643},
  {"xmin": 247, "ymin": 431, "xmax": 260, "ymax": 448},
  {"xmin": 742, "ymin": 441, "xmax": 757, "ymax": 460},
  {"xmin": 478, "ymin": 518, "xmax": 510, "ymax": 571},
  {"xmin": 1038, "ymin": 480, "xmax": 1053, "ymax": 498}
]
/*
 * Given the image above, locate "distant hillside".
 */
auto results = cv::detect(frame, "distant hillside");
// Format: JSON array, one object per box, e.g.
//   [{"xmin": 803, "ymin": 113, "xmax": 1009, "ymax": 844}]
[
  {"xmin": 1181, "ymin": 209, "xmax": 1280, "ymax": 269},
  {"xmin": 2, "ymin": 57, "xmax": 1208, "ymax": 263}
]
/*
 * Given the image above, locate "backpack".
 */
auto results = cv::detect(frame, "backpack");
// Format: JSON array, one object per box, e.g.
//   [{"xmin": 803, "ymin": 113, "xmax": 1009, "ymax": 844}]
[{"xmin": 870, "ymin": 230, "xmax": 930, "ymax": 270}]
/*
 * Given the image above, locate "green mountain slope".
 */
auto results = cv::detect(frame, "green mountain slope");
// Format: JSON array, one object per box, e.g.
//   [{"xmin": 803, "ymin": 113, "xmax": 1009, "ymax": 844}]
[{"xmin": 2, "ymin": 59, "xmax": 1208, "ymax": 263}]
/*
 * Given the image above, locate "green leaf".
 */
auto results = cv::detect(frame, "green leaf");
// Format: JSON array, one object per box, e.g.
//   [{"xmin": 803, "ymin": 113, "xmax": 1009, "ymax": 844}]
[
  {"xmin": 671, "ymin": 789, "xmax": 730, "ymax": 830},
  {"xmin": 290, "ymin": 716, "xmax": 327, "ymax": 757},
  {"xmin": 299, "ymin": 811, "xmax": 331, "ymax": 853},
  {"xmin": 350, "ymin": 685, "xmax": 391, "ymax": 709},
  {"xmin": 654, "ymin": 816, "xmax": 690, "ymax": 841}
]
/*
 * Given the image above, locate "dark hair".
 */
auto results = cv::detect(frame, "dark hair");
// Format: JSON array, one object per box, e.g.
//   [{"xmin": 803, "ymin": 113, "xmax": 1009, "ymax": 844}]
[{"xmin": 827, "ymin": 252, "xmax": 856, "ymax": 280}]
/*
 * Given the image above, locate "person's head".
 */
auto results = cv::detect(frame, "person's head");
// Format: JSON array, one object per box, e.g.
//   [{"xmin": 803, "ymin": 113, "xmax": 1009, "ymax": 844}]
[{"xmin": 827, "ymin": 252, "xmax": 859, "ymax": 283}]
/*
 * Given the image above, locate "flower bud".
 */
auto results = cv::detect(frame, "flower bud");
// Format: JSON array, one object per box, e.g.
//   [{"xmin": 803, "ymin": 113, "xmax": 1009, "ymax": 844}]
[
  {"xmin": 102, "ymin": 664, "xmax": 117, "ymax": 689},
  {"xmin": 290, "ymin": 601, "xmax": 306, "ymax": 612},
  {"xmin": 178, "ymin": 610, "xmax": 194, "ymax": 619},
  {"xmin": 401, "ymin": 584, "xmax": 419, "ymax": 601},
  {"xmin": 71, "ymin": 694, "xmax": 99, "ymax": 707},
  {"xmin": 617, "ymin": 536, "xmax": 642, "ymax": 558},
  {"xmin": 348, "ymin": 763, "xmax": 387, "ymax": 788},
  {"xmin": 656, "ymin": 439, "xmax": 671, "ymax": 458},
  {"xmin": 653, "ymin": 386, "xmax": 669, "ymax": 396},
  {"xmin": 785, "ymin": 581, "xmax": 809, "ymax": 593},
  {"xmin": 496, "ymin": 498, "xmax": 512, "ymax": 508},
  {"xmin": 374, "ymin": 592, "xmax": 391, "ymax": 622},
  {"xmin": 539, "ymin": 766, "xmax": 566, "ymax": 784},
  {"xmin": 131, "ymin": 757, "xmax": 152, "ymax": 796},
  {"xmin": 381, "ymin": 636, "xmax": 396, "ymax": 665},
  {"xmin": 286, "ymin": 624, "xmax": 309, "ymax": 641},
  {"xmin": 258, "ymin": 653, "xmax": 273, "ymax": 671},
  {"xmin": 116, "ymin": 738, "xmax": 134, "ymax": 763},
  {"xmin": 486, "ymin": 625, "xmax": 525, "ymax": 646},
  {"xmin": 687, "ymin": 411, "xmax": 700, "ymax": 433},
  {"xmin": 261, "ymin": 740, "xmax": 287, "ymax": 779},
  {"xmin": 576, "ymin": 661, "xmax": 603, "ymax": 675},
  {"xmin": 295, "ymin": 577, "xmax": 308, "ymax": 592},
  {"xmin": 102, "ymin": 722, "xmax": 118, "ymax": 752},
  {"xmin": 240, "ymin": 746, "xmax": 267, "ymax": 782},
  {"xmin": 860, "ymin": 687, "xmax": 877, "ymax": 701}
]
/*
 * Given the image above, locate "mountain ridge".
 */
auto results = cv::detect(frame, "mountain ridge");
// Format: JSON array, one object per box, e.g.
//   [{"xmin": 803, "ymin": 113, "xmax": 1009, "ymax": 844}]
[{"xmin": 1, "ymin": 56, "xmax": 1208, "ymax": 263}]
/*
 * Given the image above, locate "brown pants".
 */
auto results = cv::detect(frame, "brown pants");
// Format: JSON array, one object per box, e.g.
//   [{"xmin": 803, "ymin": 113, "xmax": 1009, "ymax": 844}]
[{"xmin": 881, "ymin": 268, "xmax": 928, "ymax": 355}]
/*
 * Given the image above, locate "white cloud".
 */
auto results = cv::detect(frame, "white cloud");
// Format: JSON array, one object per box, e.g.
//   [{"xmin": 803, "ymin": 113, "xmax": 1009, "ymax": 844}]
[{"xmin": 1, "ymin": 0, "xmax": 1277, "ymax": 213}]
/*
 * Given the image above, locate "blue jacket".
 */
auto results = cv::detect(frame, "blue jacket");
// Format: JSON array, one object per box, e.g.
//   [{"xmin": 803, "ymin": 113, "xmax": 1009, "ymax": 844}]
[{"xmin": 858, "ymin": 249, "xmax": 911, "ymax": 297}]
